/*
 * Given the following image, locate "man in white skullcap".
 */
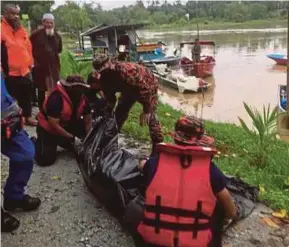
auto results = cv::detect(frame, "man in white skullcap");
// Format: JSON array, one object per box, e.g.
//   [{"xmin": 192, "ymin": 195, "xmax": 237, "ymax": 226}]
[
  {"xmin": 42, "ymin": 13, "xmax": 55, "ymax": 36},
  {"xmin": 30, "ymin": 13, "xmax": 62, "ymax": 111}
]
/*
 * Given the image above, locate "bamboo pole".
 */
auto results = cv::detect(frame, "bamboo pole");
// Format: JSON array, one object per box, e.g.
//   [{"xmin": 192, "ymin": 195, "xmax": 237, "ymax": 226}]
[
  {"xmin": 196, "ymin": 0, "xmax": 199, "ymax": 39},
  {"xmin": 286, "ymin": 6, "xmax": 289, "ymax": 128}
]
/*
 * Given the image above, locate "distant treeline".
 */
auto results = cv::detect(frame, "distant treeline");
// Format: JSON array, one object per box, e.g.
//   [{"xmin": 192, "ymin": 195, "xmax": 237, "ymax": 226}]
[{"xmin": 1, "ymin": 1, "xmax": 288, "ymax": 32}]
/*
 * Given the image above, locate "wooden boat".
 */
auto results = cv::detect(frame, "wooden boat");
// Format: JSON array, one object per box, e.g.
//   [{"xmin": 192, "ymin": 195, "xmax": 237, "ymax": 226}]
[
  {"xmin": 152, "ymin": 66, "xmax": 210, "ymax": 93},
  {"xmin": 143, "ymin": 56, "xmax": 182, "ymax": 68},
  {"xmin": 180, "ymin": 40, "xmax": 216, "ymax": 78},
  {"xmin": 277, "ymin": 85, "xmax": 289, "ymax": 139},
  {"xmin": 267, "ymin": 54, "xmax": 287, "ymax": 65},
  {"xmin": 137, "ymin": 43, "xmax": 165, "ymax": 61},
  {"xmin": 80, "ymin": 24, "xmax": 182, "ymax": 67}
]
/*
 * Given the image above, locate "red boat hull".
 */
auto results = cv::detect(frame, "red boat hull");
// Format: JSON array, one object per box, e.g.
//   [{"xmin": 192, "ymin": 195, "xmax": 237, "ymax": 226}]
[
  {"xmin": 181, "ymin": 56, "xmax": 215, "ymax": 78},
  {"xmin": 273, "ymin": 58, "xmax": 287, "ymax": 66},
  {"xmin": 267, "ymin": 54, "xmax": 287, "ymax": 66}
]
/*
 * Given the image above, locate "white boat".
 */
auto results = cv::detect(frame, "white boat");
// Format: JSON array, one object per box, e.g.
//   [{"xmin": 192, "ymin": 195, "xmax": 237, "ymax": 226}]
[{"xmin": 152, "ymin": 64, "xmax": 209, "ymax": 93}]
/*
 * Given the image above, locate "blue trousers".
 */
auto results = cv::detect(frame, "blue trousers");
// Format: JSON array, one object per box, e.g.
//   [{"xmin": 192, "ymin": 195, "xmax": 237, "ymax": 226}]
[{"xmin": 1, "ymin": 129, "xmax": 35, "ymax": 200}]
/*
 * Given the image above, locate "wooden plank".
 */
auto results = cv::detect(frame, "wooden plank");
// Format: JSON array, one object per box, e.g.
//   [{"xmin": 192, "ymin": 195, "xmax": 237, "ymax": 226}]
[{"xmin": 137, "ymin": 44, "xmax": 158, "ymax": 52}]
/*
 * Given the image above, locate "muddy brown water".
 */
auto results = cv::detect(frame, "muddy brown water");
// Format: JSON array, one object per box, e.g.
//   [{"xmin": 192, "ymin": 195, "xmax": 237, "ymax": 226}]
[{"xmin": 139, "ymin": 28, "xmax": 287, "ymax": 125}]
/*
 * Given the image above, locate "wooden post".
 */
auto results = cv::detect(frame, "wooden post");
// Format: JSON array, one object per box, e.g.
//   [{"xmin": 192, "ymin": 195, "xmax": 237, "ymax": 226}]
[
  {"xmin": 287, "ymin": 6, "xmax": 289, "ymax": 112},
  {"xmin": 286, "ymin": 6, "xmax": 289, "ymax": 128},
  {"xmin": 196, "ymin": 0, "xmax": 199, "ymax": 39},
  {"xmin": 114, "ymin": 28, "xmax": 118, "ymax": 55},
  {"xmin": 78, "ymin": 30, "xmax": 82, "ymax": 50}
]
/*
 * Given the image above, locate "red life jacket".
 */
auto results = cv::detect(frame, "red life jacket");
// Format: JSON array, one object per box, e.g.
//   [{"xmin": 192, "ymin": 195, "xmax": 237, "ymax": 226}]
[
  {"xmin": 37, "ymin": 83, "xmax": 87, "ymax": 135},
  {"xmin": 138, "ymin": 143, "xmax": 217, "ymax": 247}
]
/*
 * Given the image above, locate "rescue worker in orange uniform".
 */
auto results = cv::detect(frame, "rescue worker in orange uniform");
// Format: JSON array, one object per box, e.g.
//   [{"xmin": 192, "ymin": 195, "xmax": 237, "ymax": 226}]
[
  {"xmin": 1, "ymin": 4, "xmax": 37, "ymax": 126},
  {"xmin": 35, "ymin": 75, "xmax": 92, "ymax": 167},
  {"xmin": 137, "ymin": 116, "xmax": 237, "ymax": 247}
]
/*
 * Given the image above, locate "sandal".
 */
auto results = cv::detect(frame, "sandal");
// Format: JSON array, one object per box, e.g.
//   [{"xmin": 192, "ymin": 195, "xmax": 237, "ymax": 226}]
[{"xmin": 1, "ymin": 208, "xmax": 20, "ymax": 233}]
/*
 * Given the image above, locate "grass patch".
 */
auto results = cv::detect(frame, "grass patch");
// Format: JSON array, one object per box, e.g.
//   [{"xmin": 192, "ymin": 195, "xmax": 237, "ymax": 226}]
[{"xmin": 123, "ymin": 102, "xmax": 289, "ymax": 211}]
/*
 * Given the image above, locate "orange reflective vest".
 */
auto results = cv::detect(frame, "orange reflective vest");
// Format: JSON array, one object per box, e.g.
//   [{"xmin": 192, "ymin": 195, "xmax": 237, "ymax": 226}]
[
  {"xmin": 37, "ymin": 83, "xmax": 86, "ymax": 135},
  {"xmin": 138, "ymin": 143, "xmax": 217, "ymax": 247},
  {"xmin": 1, "ymin": 18, "xmax": 33, "ymax": 76}
]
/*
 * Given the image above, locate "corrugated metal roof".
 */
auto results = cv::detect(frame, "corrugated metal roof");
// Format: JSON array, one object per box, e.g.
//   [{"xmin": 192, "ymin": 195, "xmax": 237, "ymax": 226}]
[{"xmin": 81, "ymin": 23, "xmax": 147, "ymax": 37}]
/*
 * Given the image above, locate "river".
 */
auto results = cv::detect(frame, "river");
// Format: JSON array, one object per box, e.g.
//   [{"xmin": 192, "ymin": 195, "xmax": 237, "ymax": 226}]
[{"xmin": 139, "ymin": 28, "xmax": 287, "ymax": 125}]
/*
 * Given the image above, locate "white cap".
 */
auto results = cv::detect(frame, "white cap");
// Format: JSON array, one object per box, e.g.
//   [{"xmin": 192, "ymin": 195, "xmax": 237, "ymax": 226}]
[{"xmin": 42, "ymin": 13, "xmax": 54, "ymax": 21}]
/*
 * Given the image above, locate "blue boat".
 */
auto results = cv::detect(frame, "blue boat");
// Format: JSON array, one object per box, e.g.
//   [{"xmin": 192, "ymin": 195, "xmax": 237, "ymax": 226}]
[
  {"xmin": 277, "ymin": 85, "xmax": 289, "ymax": 139},
  {"xmin": 267, "ymin": 54, "xmax": 287, "ymax": 65}
]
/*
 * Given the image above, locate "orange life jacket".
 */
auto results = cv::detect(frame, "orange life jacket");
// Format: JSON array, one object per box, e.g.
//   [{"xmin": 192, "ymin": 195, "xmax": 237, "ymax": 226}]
[
  {"xmin": 1, "ymin": 18, "xmax": 33, "ymax": 76},
  {"xmin": 37, "ymin": 83, "xmax": 87, "ymax": 135},
  {"xmin": 138, "ymin": 143, "xmax": 217, "ymax": 247}
]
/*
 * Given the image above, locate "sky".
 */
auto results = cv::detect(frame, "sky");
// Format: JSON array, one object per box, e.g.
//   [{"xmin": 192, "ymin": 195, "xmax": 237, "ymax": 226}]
[{"xmin": 52, "ymin": 0, "xmax": 188, "ymax": 10}]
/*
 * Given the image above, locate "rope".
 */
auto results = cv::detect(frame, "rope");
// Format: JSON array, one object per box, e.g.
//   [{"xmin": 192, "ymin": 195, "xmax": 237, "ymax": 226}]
[{"xmin": 200, "ymin": 79, "xmax": 205, "ymax": 120}]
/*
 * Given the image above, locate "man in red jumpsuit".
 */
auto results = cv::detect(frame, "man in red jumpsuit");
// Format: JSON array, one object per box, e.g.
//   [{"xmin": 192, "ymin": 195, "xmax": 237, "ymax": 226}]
[{"xmin": 90, "ymin": 55, "xmax": 164, "ymax": 151}]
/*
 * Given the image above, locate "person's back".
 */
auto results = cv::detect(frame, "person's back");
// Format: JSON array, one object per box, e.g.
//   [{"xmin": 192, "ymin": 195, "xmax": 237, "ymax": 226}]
[{"xmin": 137, "ymin": 116, "xmax": 237, "ymax": 247}]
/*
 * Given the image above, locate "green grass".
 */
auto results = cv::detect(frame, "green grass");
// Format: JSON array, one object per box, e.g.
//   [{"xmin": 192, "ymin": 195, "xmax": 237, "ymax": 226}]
[
  {"xmin": 149, "ymin": 18, "xmax": 287, "ymax": 31},
  {"xmin": 123, "ymin": 102, "xmax": 289, "ymax": 211}
]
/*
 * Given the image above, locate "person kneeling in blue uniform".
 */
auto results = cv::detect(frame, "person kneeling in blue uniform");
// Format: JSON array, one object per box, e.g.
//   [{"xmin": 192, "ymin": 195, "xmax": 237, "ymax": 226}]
[
  {"xmin": 1, "ymin": 74, "xmax": 41, "ymax": 233},
  {"xmin": 137, "ymin": 116, "xmax": 236, "ymax": 247}
]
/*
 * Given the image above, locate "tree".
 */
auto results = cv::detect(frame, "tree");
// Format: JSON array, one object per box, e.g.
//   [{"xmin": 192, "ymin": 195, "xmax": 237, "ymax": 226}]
[
  {"xmin": 224, "ymin": 2, "xmax": 249, "ymax": 22},
  {"xmin": 151, "ymin": 11, "xmax": 170, "ymax": 25},
  {"xmin": 53, "ymin": 2, "xmax": 92, "ymax": 33},
  {"xmin": 249, "ymin": 3, "xmax": 268, "ymax": 20},
  {"xmin": 46, "ymin": 0, "xmax": 287, "ymax": 32},
  {"xmin": 1, "ymin": 1, "xmax": 54, "ymax": 29}
]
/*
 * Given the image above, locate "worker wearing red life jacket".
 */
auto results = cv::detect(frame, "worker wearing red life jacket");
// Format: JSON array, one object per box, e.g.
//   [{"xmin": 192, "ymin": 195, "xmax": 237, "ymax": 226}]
[
  {"xmin": 35, "ymin": 75, "xmax": 92, "ymax": 167},
  {"xmin": 137, "ymin": 116, "xmax": 237, "ymax": 247}
]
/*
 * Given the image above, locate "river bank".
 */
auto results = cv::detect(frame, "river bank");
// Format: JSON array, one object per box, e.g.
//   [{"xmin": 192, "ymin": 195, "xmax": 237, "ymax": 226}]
[
  {"xmin": 122, "ymin": 102, "xmax": 289, "ymax": 212},
  {"xmin": 148, "ymin": 18, "xmax": 287, "ymax": 31}
]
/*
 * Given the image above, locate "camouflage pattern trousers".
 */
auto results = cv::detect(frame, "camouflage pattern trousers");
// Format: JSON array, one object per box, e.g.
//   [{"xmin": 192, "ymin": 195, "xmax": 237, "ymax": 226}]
[{"xmin": 115, "ymin": 94, "xmax": 164, "ymax": 146}]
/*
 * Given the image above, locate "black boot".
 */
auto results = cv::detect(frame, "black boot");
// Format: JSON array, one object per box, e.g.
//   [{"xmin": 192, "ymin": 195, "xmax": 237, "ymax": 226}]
[
  {"xmin": 4, "ymin": 195, "xmax": 41, "ymax": 212},
  {"xmin": 1, "ymin": 208, "xmax": 20, "ymax": 232}
]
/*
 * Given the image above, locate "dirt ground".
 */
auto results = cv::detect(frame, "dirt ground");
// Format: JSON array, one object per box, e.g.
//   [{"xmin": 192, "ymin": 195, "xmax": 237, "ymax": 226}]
[{"xmin": 1, "ymin": 111, "xmax": 289, "ymax": 247}]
